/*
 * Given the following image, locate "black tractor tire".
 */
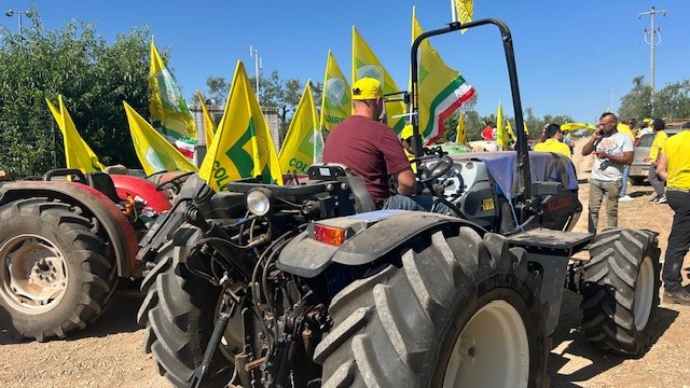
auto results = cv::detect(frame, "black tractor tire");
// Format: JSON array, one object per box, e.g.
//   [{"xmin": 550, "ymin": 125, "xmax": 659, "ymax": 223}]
[
  {"xmin": 580, "ymin": 228, "xmax": 661, "ymax": 356},
  {"xmin": 0, "ymin": 198, "xmax": 117, "ymax": 341},
  {"xmin": 137, "ymin": 225, "xmax": 231, "ymax": 387},
  {"xmin": 315, "ymin": 226, "xmax": 549, "ymax": 388}
]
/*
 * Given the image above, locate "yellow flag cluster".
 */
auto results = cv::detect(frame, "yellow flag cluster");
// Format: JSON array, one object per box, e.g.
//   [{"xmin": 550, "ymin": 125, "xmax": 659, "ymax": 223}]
[
  {"xmin": 352, "ymin": 27, "xmax": 407, "ymax": 134},
  {"xmin": 46, "ymin": 96, "xmax": 105, "ymax": 173},
  {"xmin": 149, "ymin": 41, "xmax": 196, "ymax": 139},
  {"xmin": 319, "ymin": 50, "xmax": 351, "ymax": 133},
  {"xmin": 200, "ymin": 61, "xmax": 283, "ymax": 191},
  {"xmin": 279, "ymin": 82, "xmax": 323, "ymax": 175},
  {"xmin": 122, "ymin": 102, "xmax": 197, "ymax": 176}
]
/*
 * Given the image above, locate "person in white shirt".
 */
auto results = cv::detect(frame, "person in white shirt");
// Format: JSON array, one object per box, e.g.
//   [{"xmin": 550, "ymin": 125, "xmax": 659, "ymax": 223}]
[{"xmin": 581, "ymin": 112, "xmax": 634, "ymax": 233}]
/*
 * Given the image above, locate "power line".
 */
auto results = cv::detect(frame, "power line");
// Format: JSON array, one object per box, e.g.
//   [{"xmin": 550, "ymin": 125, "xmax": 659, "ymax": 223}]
[{"xmin": 639, "ymin": 6, "xmax": 667, "ymax": 115}]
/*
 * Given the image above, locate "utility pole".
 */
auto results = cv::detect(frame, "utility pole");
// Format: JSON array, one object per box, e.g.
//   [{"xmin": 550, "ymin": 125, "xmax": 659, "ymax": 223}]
[
  {"xmin": 5, "ymin": 9, "xmax": 33, "ymax": 33},
  {"xmin": 639, "ymin": 6, "xmax": 667, "ymax": 115},
  {"xmin": 249, "ymin": 45, "xmax": 263, "ymax": 97}
]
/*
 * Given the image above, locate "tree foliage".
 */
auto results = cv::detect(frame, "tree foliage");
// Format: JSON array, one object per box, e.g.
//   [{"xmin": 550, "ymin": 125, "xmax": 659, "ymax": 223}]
[
  {"xmin": 618, "ymin": 75, "xmax": 690, "ymax": 121},
  {"xmin": 0, "ymin": 12, "xmax": 150, "ymax": 176}
]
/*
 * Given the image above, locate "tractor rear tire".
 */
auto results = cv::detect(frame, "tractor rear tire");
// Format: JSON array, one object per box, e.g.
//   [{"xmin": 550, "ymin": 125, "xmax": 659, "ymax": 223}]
[
  {"xmin": 580, "ymin": 228, "xmax": 661, "ymax": 356},
  {"xmin": 137, "ymin": 225, "xmax": 232, "ymax": 388},
  {"xmin": 316, "ymin": 227, "xmax": 549, "ymax": 388},
  {"xmin": 0, "ymin": 198, "xmax": 117, "ymax": 341}
]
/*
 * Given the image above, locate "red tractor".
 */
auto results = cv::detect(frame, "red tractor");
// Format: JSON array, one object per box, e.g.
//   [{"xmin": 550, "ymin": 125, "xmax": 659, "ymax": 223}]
[{"xmin": 0, "ymin": 168, "xmax": 176, "ymax": 341}]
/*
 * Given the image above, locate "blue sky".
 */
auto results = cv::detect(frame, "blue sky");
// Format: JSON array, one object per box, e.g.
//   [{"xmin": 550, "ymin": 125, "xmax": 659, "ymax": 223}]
[{"xmin": 6, "ymin": 1, "xmax": 689, "ymax": 121}]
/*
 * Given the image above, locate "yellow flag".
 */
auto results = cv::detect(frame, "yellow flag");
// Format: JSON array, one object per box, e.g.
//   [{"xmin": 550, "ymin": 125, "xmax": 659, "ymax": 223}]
[
  {"xmin": 506, "ymin": 119, "xmax": 515, "ymax": 142},
  {"xmin": 148, "ymin": 40, "xmax": 196, "ymax": 139},
  {"xmin": 47, "ymin": 96, "xmax": 105, "ymax": 173},
  {"xmin": 319, "ymin": 50, "xmax": 351, "ymax": 132},
  {"xmin": 123, "ymin": 101, "xmax": 197, "ymax": 176},
  {"xmin": 455, "ymin": 112, "xmax": 466, "ymax": 144},
  {"xmin": 279, "ymin": 82, "xmax": 323, "ymax": 175},
  {"xmin": 496, "ymin": 102, "xmax": 509, "ymax": 150},
  {"xmin": 352, "ymin": 26, "xmax": 406, "ymax": 134},
  {"xmin": 197, "ymin": 92, "xmax": 216, "ymax": 145},
  {"xmin": 561, "ymin": 122, "xmax": 595, "ymax": 132},
  {"xmin": 413, "ymin": 8, "xmax": 475, "ymax": 144},
  {"xmin": 200, "ymin": 61, "xmax": 283, "ymax": 191},
  {"xmin": 453, "ymin": 0, "xmax": 473, "ymax": 32}
]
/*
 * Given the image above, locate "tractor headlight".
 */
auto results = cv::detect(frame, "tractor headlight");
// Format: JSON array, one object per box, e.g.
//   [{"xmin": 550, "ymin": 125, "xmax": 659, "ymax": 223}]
[{"xmin": 247, "ymin": 189, "xmax": 271, "ymax": 216}]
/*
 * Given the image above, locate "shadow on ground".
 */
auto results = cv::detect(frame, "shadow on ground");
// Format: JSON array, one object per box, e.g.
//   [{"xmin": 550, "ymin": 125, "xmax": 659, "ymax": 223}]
[
  {"xmin": 549, "ymin": 290, "xmax": 679, "ymax": 387},
  {"xmin": 0, "ymin": 285, "xmax": 143, "ymax": 345}
]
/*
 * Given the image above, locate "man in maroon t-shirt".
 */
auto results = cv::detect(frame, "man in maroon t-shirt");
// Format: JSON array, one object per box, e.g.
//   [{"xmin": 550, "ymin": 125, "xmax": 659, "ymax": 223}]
[{"xmin": 323, "ymin": 77, "xmax": 443, "ymax": 212}]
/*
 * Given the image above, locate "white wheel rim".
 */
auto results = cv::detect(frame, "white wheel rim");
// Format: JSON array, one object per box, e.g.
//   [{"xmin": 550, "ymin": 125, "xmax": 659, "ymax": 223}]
[
  {"xmin": 443, "ymin": 300, "xmax": 530, "ymax": 388},
  {"xmin": 634, "ymin": 256, "xmax": 654, "ymax": 331},
  {"xmin": 0, "ymin": 234, "xmax": 69, "ymax": 315}
]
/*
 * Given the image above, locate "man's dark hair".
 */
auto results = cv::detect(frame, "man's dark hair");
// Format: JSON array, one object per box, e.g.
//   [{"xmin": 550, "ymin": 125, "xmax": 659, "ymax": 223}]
[
  {"xmin": 542, "ymin": 123, "xmax": 561, "ymax": 140},
  {"xmin": 600, "ymin": 112, "xmax": 618, "ymax": 120},
  {"xmin": 652, "ymin": 118, "xmax": 666, "ymax": 131}
]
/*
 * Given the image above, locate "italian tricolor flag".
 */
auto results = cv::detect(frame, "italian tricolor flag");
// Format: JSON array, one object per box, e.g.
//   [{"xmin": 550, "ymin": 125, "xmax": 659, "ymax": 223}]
[
  {"xmin": 421, "ymin": 75, "xmax": 475, "ymax": 144},
  {"xmin": 413, "ymin": 8, "xmax": 476, "ymax": 145}
]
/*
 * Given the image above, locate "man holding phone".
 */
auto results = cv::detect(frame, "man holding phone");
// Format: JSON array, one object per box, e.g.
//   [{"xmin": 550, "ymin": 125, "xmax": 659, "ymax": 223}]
[{"xmin": 582, "ymin": 112, "xmax": 634, "ymax": 233}]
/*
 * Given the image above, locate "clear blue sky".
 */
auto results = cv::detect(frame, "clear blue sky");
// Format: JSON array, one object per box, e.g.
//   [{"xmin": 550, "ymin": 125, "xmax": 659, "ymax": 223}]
[{"xmin": 7, "ymin": 1, "xmax": 690, "ymax": 122}]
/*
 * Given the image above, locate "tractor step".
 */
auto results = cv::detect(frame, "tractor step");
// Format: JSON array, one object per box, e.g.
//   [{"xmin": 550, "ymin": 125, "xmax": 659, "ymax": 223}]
[{"xmin": 508, "ymin": 228, "xmax": 593, "ymax": 256}]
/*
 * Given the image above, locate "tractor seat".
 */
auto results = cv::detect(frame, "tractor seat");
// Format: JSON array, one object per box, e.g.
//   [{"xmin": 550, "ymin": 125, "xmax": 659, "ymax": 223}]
[
  {"xmin": 307, "ymin": 164, "xmax": 376, "ymax": 213},
  {"xmin": 86, "ymin": 172, "xmax": 120, "ymax": 203}
]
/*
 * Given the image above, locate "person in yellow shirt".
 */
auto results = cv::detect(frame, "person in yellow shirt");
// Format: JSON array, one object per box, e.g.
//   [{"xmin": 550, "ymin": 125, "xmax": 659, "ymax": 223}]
[
  {"xmin": 656, "ymin": 121, "xmax": 690, "ymax": 305},
  {"xmin": 533, "ymin": 123, "xmax": 571, "ymax": 158},
  {"xmin": 646, "ymin": 118, "xmax": 668, "ymax": 203}
]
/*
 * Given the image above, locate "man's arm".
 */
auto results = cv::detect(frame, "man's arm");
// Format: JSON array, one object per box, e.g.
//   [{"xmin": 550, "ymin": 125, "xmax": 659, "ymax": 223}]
[
  {"xmin": 396, "ymin": 169, "xmax": 416, "ymax": 195},
  {"xmin": 605, "ymin": 151, "xmax": 634, "ymax": 165},
  {"xmin": 657, "ymin": 153, "xmax": 669, "ymax": 181},
  {"xmin": 379, "ymin": 128, "xmax": 416, "ymax": 196},
  {"xmin": 581, "ymin": 133, "xmax": 600, "ymax": 156}
]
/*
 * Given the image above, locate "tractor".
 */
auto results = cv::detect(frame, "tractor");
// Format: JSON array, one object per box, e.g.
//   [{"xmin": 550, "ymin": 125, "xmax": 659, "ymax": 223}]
[
  {"xmin": 135, "ymin": 18, "xmax": 660, "ymax": 388},
  {"xmin": 0, "ymin": 167, "xmax": 181, "ymax": 341}
]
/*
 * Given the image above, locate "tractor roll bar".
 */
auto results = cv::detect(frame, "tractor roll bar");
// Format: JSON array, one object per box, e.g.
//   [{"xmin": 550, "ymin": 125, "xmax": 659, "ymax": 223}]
[{"xmin": 410, "ymin": 18, "xmax": 532, "ymax": 202}]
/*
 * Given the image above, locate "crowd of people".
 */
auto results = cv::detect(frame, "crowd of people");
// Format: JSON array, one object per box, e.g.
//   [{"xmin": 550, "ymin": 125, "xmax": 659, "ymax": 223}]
[{"xmin": 536, "ymin": 113, "xmax": 690, "ymax": 305}]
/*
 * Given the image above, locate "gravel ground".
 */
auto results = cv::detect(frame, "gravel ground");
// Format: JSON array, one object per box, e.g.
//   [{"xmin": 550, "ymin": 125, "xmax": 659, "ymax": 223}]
[{"xmin": 2, "ymin": 143, "xmax": 690, "ymax": 388}]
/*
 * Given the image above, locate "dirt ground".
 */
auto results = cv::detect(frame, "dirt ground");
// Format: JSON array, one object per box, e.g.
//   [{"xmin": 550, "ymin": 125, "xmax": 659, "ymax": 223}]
[{"xmin": 2, "ymin": 142, "xmax": 690, "ymax": 388}]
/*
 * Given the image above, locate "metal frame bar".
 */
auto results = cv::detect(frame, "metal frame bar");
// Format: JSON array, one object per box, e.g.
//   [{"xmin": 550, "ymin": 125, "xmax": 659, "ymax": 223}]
[{"xmin": 410, "ymin": 18, "xmax": 532, "ymax": 203}]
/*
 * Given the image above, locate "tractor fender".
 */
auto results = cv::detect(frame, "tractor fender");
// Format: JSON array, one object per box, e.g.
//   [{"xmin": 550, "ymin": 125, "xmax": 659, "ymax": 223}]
[
  {"xmin": 0, "ymin": 181, "xmax": 139, "ymax": 277},
  {"xmin": 278, "ymin": 211, "xmax": 486, "ymax": 278},
  {"xmin": 110, "ymin": 175, "xmax": 171, "ymax": 213}
]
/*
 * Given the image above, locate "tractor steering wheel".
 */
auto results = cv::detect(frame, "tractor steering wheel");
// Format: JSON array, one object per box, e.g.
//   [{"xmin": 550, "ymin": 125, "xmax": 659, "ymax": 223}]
[{"xmin": 414, "ymin": 154, "xmax": 454, "ymax": 184}]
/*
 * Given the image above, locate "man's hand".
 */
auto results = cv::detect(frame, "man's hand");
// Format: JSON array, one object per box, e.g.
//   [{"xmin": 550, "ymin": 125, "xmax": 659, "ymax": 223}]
[{"xmin": 396, "ymin": 169, "xmax": 416, "ymax": 196}]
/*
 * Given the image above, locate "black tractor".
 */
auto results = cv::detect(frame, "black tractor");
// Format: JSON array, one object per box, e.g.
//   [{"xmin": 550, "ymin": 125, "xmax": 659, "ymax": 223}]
[{"xmin": 135, "ymin": 18, "xmax": 660, "ymax": 388}]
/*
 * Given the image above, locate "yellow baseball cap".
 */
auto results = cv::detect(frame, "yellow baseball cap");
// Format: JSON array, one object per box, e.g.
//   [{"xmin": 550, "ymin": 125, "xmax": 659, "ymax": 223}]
[{"xmin": 352, "ymin": 77, "xmax": 382, "ymax": 100}]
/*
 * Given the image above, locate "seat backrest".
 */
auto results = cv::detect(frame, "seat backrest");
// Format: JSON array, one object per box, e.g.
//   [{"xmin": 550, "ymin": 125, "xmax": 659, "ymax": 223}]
[
  {"xmin": 346, "ymin": 174, "xmax": 376, "ymax": 213},
  {"xmin": 307, "ymin": 163, "xmax": 376, "ymax": 213},
  {"xmin": 86, "ymin": 172, "xmax": 120, "ymax": 203}
]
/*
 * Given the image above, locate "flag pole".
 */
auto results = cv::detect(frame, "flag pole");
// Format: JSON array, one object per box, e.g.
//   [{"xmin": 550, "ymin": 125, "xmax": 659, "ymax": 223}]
[{"xmin": 450, "ymin": 0, "xmax": 457, "ymax": 22}]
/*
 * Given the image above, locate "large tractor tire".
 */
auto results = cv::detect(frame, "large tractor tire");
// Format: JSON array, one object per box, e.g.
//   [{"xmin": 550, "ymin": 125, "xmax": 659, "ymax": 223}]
[
  {"xmin": 137, "ymin": 225, "xmax": 235, "ymax": 387},
  {"xmin": 580, "ymin": 228, "xmax": 661, "ymax": 356},
  {"xmin": 0, "ymin": 198, "xmax": 116, "ymax": 341},
  {"xmin": 316, "ymin": 226, "xmax": 549, "ymax": 388}
]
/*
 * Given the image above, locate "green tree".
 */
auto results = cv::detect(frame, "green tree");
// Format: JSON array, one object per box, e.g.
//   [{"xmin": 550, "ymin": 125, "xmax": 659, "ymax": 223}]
[
  {"xmin": 653, "ymin": 80, "xmax": 690, "ymax": 121},
  {"xmin": 618, "ymin": 76, "xmax": 652, "ymax": 121},
  {"xmin": 0, "ymin": 12, "xmax": 150, "ymax": 176}
]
